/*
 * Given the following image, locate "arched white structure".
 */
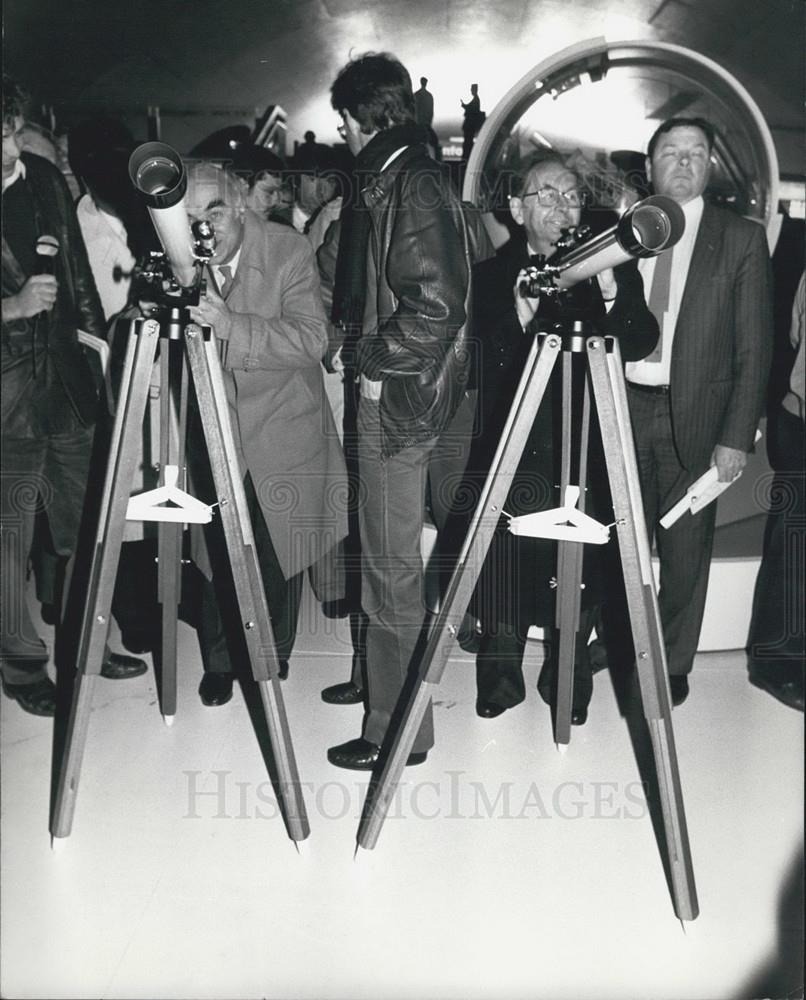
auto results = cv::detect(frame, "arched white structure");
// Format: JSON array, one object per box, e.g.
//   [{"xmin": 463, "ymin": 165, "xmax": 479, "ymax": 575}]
[{"xmin": 463, "ymin": 38, "xmax": 781, "ymax": 249}]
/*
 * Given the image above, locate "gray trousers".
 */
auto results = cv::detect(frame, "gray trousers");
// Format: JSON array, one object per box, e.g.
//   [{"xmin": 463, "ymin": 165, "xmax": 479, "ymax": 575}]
[{"xmin": 357, "ymin": 399, "xmax": 437, "ymax": 754}]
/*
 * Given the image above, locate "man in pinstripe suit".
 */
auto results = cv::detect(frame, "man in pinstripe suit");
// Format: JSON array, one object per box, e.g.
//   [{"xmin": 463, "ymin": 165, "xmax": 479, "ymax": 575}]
[{"xmin": 624, "ymin": 117, "xmax": 773, "ymax": 706}]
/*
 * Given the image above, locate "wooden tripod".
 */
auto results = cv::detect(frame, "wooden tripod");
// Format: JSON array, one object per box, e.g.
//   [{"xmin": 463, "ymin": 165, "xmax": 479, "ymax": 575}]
[
  {"xmin": 50, "ymin": 311, "xmax": 309, "ymax": 843},
  {"xmin": 356, "ymin": 326, "xmax": 698, "ymax": 921}
]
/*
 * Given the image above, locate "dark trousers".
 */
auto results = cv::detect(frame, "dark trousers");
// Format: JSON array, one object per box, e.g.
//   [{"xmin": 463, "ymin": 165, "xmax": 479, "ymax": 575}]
[
  {"xmin": 748, "ymin": 407, "xmax": 805, "ymax": 678},
  {"xmin": 627, "ymin": 386, "xmax": 717, "ymax": 676},
  {"xmin": 199, "ymin": 473, "xmax": 303, "ymax": 674},
  {"xmin": 1, "ymin": 428, "xmax": 93, "ymax": 684},
  {"xmin": 476, "ymin": 607, "xmax": 596, "ymax": 712},
  {"xmin": 357, "ymin": 399, "xmax": 437, "ymax": 754}
]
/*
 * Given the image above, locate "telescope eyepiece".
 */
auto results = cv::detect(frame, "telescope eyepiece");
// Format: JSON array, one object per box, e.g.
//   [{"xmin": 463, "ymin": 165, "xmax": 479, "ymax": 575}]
[
  {"xmin": 620, "ymin": 195, "xmax": 685, "ymax": 255},
  {"xmin": 192, "ymin": 219, "xmax": 216, "ymax": 259},
  {"xmin": 128, "ymin": 142, "xmax": 187, "ymax": 209}
]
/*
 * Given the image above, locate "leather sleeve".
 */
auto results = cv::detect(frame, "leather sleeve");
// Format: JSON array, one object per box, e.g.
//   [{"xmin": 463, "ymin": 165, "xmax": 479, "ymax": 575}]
[
  {"xmin": 357, "ymin": 169, "xmax": 469, "ymax": 379},
  {"xmin": 53, "ymin": 165, "xmax": 107, "ymax": 340}
]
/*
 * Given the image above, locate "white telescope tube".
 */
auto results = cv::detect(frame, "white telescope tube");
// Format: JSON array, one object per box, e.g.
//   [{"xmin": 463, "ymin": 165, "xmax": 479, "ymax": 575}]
[
  {"xmin": 555, "ymin": 195, "xmax": 685, "ymax": 289},
  {"xmin": 128, "ymin": 142, "xmax": 196, "ymax": 289}
]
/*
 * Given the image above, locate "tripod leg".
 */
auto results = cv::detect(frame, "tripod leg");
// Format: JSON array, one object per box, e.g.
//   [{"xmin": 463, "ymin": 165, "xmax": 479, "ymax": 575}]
[
  {"xmin": 552, "ymin": 356, "xmax": 589, "ymax": 744},
  {"xmin": 184, "ymin": 326, "xmax": 309, "ymax": 842},
  {"xmin": 157, "ymin": 517, "xmax": 181, "ymax": 722},
  {"xmin": 553, "ymin": 538, "xmax": 583, "ymax": 745},
  {"xmin": 358, "ymin": 334, "xmax": 562, "ymax": 850},
  {"xmin": 155, "ymin": 341, "xmax": 186, "ymax": 721},
  {"xmin": 52, "ymin": 319, "xmax": 160, "ymax": 838},
  {"xmin": 587, "ymin": 336, "xmax": 698, "ymax": 921}
]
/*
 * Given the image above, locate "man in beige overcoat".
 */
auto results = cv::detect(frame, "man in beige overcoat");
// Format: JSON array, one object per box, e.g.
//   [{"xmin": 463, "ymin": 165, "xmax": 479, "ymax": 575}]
[{"xmin": 186, "ymin": 161, "xmax": 347, "ymax": 706}]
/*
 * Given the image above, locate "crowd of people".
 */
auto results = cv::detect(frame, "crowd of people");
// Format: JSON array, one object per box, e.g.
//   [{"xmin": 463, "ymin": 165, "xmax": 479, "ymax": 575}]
[{"xmin": 1, "ymin": 52, "xmax": 802, "ymax": 772}]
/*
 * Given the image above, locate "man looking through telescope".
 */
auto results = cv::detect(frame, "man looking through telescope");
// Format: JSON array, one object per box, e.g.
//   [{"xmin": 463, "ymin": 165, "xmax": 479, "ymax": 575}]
[
  {"xmin": 468, "ymin": 150, "xmax": 659, "ymax": 722},
  {"xmin": 182, "ymin": 161, "xmax": 348, "ymax": 707}
]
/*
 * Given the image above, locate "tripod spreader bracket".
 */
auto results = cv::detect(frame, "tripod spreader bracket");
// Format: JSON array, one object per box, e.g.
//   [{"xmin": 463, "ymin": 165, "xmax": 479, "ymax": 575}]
[
  {"xmin": 537, "ymin": 321, "xmax": 616, "ymax": 355},
  {"xmin": 135, "ymin": 308, "xmax": 214, "ymax": 342}
]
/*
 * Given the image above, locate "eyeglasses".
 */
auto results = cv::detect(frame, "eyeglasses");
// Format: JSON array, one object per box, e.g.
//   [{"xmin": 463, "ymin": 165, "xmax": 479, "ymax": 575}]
[{"xmin": 520, "ymin": 185, "xmax": 586, "ymax": 208}]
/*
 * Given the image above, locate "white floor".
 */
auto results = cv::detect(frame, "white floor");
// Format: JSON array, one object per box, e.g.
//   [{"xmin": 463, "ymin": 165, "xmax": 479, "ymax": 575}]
[{"xmin": 1, "ymin": 584, "xmax": 803, "ymax": 1000}]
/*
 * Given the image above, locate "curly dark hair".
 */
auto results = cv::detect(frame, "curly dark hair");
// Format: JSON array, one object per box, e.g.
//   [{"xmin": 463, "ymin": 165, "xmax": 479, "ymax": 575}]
[
  {"xmin": 2, "ymin": 74, "xmax": 28, "ymax": 126},
  {"xmin": 330, "ymin": 52, "xmax": 415, "ymax": 133}
]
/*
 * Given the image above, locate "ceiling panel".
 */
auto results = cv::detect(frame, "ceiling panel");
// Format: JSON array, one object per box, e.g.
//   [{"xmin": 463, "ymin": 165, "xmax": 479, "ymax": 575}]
[{"xmin": 3, "ymin": 0, "xmax": 802, "ymax": 172}]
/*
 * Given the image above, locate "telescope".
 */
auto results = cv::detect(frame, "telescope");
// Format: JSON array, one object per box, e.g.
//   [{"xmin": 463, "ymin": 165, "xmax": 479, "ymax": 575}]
[
  {"xmin": 128, "ymin": 141, "xmax": 212, "ymax": 294},
  {"xmin": 518, "ymin": 194, "xmax": 685, "ymax": 297}
]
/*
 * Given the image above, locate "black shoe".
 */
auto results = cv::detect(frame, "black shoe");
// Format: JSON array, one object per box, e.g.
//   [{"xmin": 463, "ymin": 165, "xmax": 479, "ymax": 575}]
[
  {"xmin": 199, "ymin": 673, "xmax": 233, "ymax": 706},
  {"xmin": 100, "ymin": 651, "xmax": 148, "ymax": 680},
  {"xmin": 321, "ymin": 598, "xmax": 351, "ymax": 620},
  {"xmin": 2, "ymin": 676, "xmax": 57, "ymax": 717},
  {"xmin": 571, "ymin": 705, "xmax": 588, "ymax": 726},
  {"xmin": 749, "ymin": 671, "xmax": 804, "ymax": 712},
  {"xmin": 476, "ymin": 700, "xmax": 507, "ymax": 718},
  {"xmin": 40, "ymin": 602, "xmax": 59, "ymax": 627},
  {"xmin": 327, "ymin": 737, "xmax": 428, "ymax": 771},
  {"xmin": 670, "ymin": 675, "xmax": 689, "ymax": 707},
  {"xmin": 588, "ymin": 638, "xmax": 609, "ymax": 676},
  {"xmin": 278, "ymin": 660, "xmax": 289, "ymax": 680},
  {"xmin": 321, "ymin": 681, "xmax": 364, "ymax": 705}
]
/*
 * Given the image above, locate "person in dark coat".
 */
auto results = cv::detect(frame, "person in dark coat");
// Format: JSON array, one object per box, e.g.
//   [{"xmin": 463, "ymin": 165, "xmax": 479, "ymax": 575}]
[
  {"xmin": 470, "ymin": 150, "xmax": 659, "ymax": 723},
  {"xmin": 1, "ymin": 78, "xmax": 148, "ymax": 717}
]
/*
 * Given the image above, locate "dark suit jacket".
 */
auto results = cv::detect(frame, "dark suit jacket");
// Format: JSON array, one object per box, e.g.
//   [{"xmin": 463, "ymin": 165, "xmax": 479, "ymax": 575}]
[
  {"xmin": 666, "ymin": 203, "xmax": 773, "ymax": 473},
  {"xmin": 469, "ymin": 238, "xmax": 659, "ymax": 629},
  {"xmin": 2, "ymin": 153, "xmax": 106, "ymax": 438}
]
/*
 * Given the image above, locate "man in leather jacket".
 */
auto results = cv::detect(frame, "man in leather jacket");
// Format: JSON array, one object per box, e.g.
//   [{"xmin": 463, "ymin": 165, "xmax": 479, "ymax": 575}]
[
  {"xmin": 325, "ymin": 52, "xmax": 473, "ymax": 770},
  {"xmin": 1, "ymin": 77, "xmax": 128, "ymax": 716}
]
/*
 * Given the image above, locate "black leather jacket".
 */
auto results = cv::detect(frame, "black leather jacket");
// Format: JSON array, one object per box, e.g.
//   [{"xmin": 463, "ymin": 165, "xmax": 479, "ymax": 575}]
[
  {"xmin": 355, "ymin": 146, "xmax": 472, "ymax": 457},
  {"xmin": 2, "ymin": 153, "xmax": 106, "ymax": 437}
]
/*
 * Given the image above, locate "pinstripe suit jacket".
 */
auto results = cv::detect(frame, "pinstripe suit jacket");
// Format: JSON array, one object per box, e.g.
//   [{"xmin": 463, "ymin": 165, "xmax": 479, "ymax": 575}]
[{"xmin": 668, "ymin": 203, "xmax": 773, "ymax": 473}]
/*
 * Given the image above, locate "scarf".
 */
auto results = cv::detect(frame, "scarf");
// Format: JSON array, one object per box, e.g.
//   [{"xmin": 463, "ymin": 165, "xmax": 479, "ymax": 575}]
[{"xmin": 330, "ymin": 123, "xmax": 431, "ymax": 339}]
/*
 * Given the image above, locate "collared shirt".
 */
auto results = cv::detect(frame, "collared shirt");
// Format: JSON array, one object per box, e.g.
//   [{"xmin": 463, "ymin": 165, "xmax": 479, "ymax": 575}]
[
  {"xmin": 626, "ymin": 195, "xmax": 704, "ymax": 386},
  {"xmin": 292, "ymin": 203, "xmax": 309, "ymax": 234},
  {"xmin": 2, "ymin": 157, "xmax": 26, "ymax": 193}
]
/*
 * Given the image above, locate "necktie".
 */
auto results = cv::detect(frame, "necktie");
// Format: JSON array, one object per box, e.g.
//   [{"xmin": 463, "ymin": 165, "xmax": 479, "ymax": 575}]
[
  {"xmin": 217, "ymin": 263, "xmax": 233, "ymax": 299},
  {"xmin": 646, "ymin": 247, "xmax": 674, "ymax": 363}
]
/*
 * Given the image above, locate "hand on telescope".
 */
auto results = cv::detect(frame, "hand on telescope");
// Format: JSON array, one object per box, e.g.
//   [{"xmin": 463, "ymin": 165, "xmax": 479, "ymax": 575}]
[
  {"xmin": 189, "ymin": 284, "xmax": 233, "ymax": 341},
  {"xmin": 711, "ymin": 444, "xmax": 747, "ymax": 483},
  {"xmin": 595, "ymin": 267, "xmax": 617, "ymax": 303},
  {"xmin": 514, "ymin": 269, "xmax": 540, "ymax": 331}
]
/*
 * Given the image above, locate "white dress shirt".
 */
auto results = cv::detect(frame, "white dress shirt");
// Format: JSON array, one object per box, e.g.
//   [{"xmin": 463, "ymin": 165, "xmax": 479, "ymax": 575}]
[
  {"xmin": 76, "ymin": 194, "xmax": 135, "ymax": 319},
  {"xmin": 2, "ymin": 157, "xmax": 26, "ymax": 193},
  {"xmin": 626, "ymin": 195, "xmax": 704, "ymax": 386}
]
